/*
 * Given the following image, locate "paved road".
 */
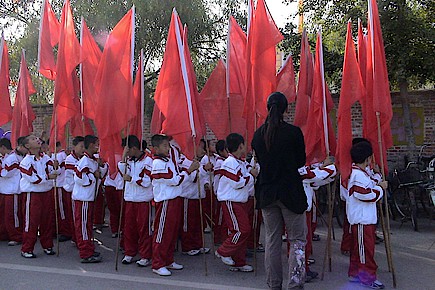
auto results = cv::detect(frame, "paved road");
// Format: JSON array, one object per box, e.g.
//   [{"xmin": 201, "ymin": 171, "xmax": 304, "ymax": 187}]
[{"xmin": 0, "ymin": 216, "xmax": 434, "ymax": 290}]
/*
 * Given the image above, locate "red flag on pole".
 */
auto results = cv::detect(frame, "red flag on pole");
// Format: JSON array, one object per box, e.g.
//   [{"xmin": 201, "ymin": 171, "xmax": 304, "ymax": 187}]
[
  {"xmin": 226, "ymin": 16, "xmax": 247, "ymax": 136},
  {"xmin": 304, "ymin": 29, "xmax": 336, "ymax": 164},
  {"xmin": 50, "ymin": 0, "xmax": 81, "ymax": 150},
  {"xmin": 11, "ymin": 51, "xmax": 36, "ymax": 147},
  {"xmin": 294, "ymin": 29, "xmax": 314, "ymax": 133},
  {"xmin": 276, "ymin": 55, "xmax": 297, "ymax": 103},
  {"xmin": 336, "ymin": 21, "xmax": 366, "ymax": 186},
  {"xmin": 0, "ymin": 35, "xmax": 12, "ymax": 126},
  {"xmin": 93, "ymin": 7, "xmax": 135, "ymax": 176},
  {"xmin": 198, "ymin": 59, "xmax": 228, "ymax": 140},
  {"xmin": 365, "ymin": 0, "xmax": 393, "ymax": 174},
  {"xmin": 357, "ymin": 19, "xmax": 367, "ymax": 87},
  {"xmin": 244, "ymin": 0, "xmax": 283, "ymax": 147},
  {"xmin": 150, "ymin": 103, "xmax": 164, "ymax": 135},
  {"xmin": 38, "ymin": 0, "xmax": 60, "ymax": 80},
  {"xmin": 130, "ymin": 49, "xmax": 145, "ymax": 142},
  {"xmin": 80, "ymin": 18, "xmax": 102, "ymax": 121}
]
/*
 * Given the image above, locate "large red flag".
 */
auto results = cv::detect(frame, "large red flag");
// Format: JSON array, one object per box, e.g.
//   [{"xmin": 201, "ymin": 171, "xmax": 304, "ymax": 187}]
[
  {"xmin": 294, "ymin": 29, "xmax": 313, "ymax": 133},
  {"xmin": 336, "ymin": 21, "xmax": 366, "ymax": 186},
  {"xmin": 38, "ymin": 0, "xmax": 60, "ymax": 80},
  {"xmin": 150, "ymin": 103, "xmax": 164, "ymax": 135},
  {"xmin": 153, "ymin": 9, "xmax": 203, "ymax": 159},
  {"xmin": 198, "ymin": 59, "xmax": 228, "ymax": 140},
  {"xmin": 93, "ymin": 7, "xmax": 135, "ymax": 175},
  {"xmin": 244, "ymin": 0, "xmax": 283, "ymax": 147},
  {"xmin": 226, "ymin": 16, "xmax": 247, "ymax": 136},
  {"xmin": 11, "ymin": 51, "xmax": 36, "ymax": 147},
  {"xmin": 0, "ymin": 36, "xmax": 12, "ymax": 126},
  {"xmin": 130, "ymin": 49, "xmax": 145, "ymax": 142},
  {"xmin": 365, "ymin": 0, "xmax": 393, "ymax": 174},
  {"xmin": 304, "ymin": 30, "xmax": 336, "ymax": 165},
  {"xmin": 80, "ymin": 18, "xmax": 102, "ymax": 121},
  {"xmin": 276, "ymin": 55, "xmax": 297, "ymax": 103},
  {"xmin": 50, "ymin": 0, "xmax": 81, "ymax": 149}
]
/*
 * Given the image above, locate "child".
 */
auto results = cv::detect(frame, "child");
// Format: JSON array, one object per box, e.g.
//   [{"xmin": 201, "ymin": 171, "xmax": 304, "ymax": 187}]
[
  {"xmin": 215, "ymin": 133, "xmax": 258, "ymax": 272},
  {"xmin": 63, "ymin": 136, "xmax": 86, "ymax": 244},
  {"xmin": 200, "ymin": 139, "xmax": 216, "ymax": 232},
  {"xmin": 347, "ymin": 141, "xmax": 387, "ymax": 289},
  {"xmin": 19, "ymin": 135, "xmax": 58, "ymax": 258},
  {"xmin": 103, "ymin": 170, "xmax": 123, "ymax": 238},
  {"xmin": 118, "ymin": 135, "xmax": 154, "ymax": 267},
  {"xmin": 72, "ymin": 135, "xmax": 107, "ymax": 263},
  {"xmin": 0, "ymin": 137, "xmax": 26, "ymax": 246},
  {"xmin": 150, "ymin": 134, "xmax": 199, "ymax": 276},
  {"xmin": 52, "ymin": 141, "xmax": 69, "ymax": 242}
]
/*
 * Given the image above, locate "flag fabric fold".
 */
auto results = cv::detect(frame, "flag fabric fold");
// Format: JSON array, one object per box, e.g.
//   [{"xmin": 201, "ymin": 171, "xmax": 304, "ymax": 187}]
[
  {"xmin": 336, "ymin": 21, "xmax": 366, "ymax": 187},
  {"xmin": 38, "ymin": 0, "xmax": 60, "ymax": 80},
  {"xmin": 0, "ymin": 36, "xmax": 12, "ymax": 126},
  {"xmin": 276, "ymin": 55, "xmax": 297, "ymax": 104},
  {"xmin": 11, "ymin": 51, "xmax": 36, "ymax": 147}
]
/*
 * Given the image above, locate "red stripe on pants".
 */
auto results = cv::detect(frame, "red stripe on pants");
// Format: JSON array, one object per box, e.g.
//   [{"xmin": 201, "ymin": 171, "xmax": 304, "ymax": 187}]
[
  {"xmin": 246, "ymin": 197, "xmax": 262, "ymax": 249},
  {"xmin": 180, "ymin": 198, "xmax": 203, "ymax": 252},
  {"xmin": 341, "ymin": 201, "xmax": 352, "ymax": 252},
  {"xmin": 152, "ymin": 197, "xmax": 182, "ymax": 269},
  {"xmin": 74, "ymin": 200, "xmax": 95, "ymax": 259},
  {"xmin": 0, "ymin": 194, "xmax": 23, "ymax": 242},
  {"xmin": 123, "ymin": 201, "xmax": 152, "ymax": 259},
  {"xmin": 349, "ymin": 224, "xmax": 378, "ymax": 284},
  {"xmin": 21, "ymin": 192, "xmax": 54, "ymax": 253},
  {"xmin": 217, "ymin": 201, "xmax": 250, "ymax": 267},
  {"xmin": 104, "ymin": 186, "xmax": 122, "ymax": 234}
]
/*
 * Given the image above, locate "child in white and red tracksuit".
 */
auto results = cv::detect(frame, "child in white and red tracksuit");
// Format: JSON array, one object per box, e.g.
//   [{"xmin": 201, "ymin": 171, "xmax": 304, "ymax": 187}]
[
  {"xmin": 19, "ymin": 135, "xmax": 58, "ymax": 258},
  {"xmin": 118, "ymin": 135, "xmax": 154, "ymax": 267},
  {"xmin": 0, "ymin": 138, "xmax": 25, "ymax": 245},
  {"xmin": 63, "ymin": 136, "xmax": 86, "ymax": 244},
  {"xmin": 298, "ymin": 159, "xmax": 337, "ymax": 281},
  {"xmin": 212, "ymin": 140, "xmax": 228, "ymax": 245},
  {"xmin": 347, "ymin": 141, "xmax": 386, "ymax": 289},
  {"xmin": 103, "ymin": 171, "xmax": 123, "ymax": 238},
  {"xmin": 72, "ymin": 135, "xmax": 107, "ymax": 263},
  {"xmin": 215, "ymin": 133, "xmax": 258, "ymax": 272},
  {"xmin": 150, "ymin": 134, "xmax": 198, "ymax": 276}
]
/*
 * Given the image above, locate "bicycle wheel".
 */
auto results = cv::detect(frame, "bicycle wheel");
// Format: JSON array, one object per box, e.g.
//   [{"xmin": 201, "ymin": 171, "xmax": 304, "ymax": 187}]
[{"xmin": 392, "ymin": 187, "xmax": 410, "ymax": 219}]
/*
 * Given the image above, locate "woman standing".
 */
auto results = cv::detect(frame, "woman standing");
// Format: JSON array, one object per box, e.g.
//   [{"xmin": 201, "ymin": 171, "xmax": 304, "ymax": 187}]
[{"xmin": 252, "ymin": 92, "xmax": 308, "ymax": 289}]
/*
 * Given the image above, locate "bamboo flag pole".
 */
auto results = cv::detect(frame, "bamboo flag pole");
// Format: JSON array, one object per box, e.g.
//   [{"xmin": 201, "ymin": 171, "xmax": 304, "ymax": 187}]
[
  {"xmin": 205, "ymin": 137, "xmax": 215, "ymax": 257},
  {"xmin": 53, "ymin": 108, "xmax": 60, "ymax": 257}
]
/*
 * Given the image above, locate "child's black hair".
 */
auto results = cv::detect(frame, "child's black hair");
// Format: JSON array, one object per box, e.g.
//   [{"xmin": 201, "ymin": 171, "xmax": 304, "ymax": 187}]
[
  {"xmin": 17, "ymin": 136, "xmax": 26, "ymax": 147},
  {"xmin": 84, "ymin": 135, "xmax": 98, "ymax": 150},
  {"xmin": 352, "ymin": 137, "xmax": 371, "ymax": 146},
  {"xmin": 0, "ymin": 138, "xmax": 12, "ymax": 150},
  {"xmin": 121, "ymin": 135, "xmax": 141, "ymax": 149},
  {"xmin": 151, "ymin": 134, "xmax": 169, "ymax": 147},
  {"xmin": 72, "ymin": 136, "xmax": 85, "ymax": 146},
  {"xmin": 226, "ymin": 133, "xmax": 244, "ymax": 153},
  {"xmin": 350, "ymin": 141, "xmax": 373, "ymax": 164},
  {"xmin": 216, "ymin": 140, "xmax": 226, "ymax": 154}
]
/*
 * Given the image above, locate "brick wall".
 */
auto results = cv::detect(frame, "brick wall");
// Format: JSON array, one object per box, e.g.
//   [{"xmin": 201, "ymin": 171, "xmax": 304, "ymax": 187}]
[{"xmin": 1, "ymin": 90, "xmax": 434, "ymax": 172}]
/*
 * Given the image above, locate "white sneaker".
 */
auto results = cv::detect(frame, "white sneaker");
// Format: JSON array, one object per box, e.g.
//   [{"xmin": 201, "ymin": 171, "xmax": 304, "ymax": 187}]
[
  {"xmin": 167, "ymin": 262, "xmax": 183, "ymax": 270},
  {"xmin": 8, "ymin": 241, "xmax": 20, "ymax": 246},
  {"xmin": 215, "ymin": 250, "xmax": 235, "ymax": 266},
  {"xmin": 136, "ymin": 258, "xmax": 151, "ymax": 267},
  {"xmin": 200, "ymin": 247, "xmax": 210, "ymax": 254},
  {"xmin": 185, "ymin": 249, "xmax": 201, "ymax": 256},
  {"xmin": 122, "ymin": 255, "xmax": 133, "ymax": 264},
  {"xmin": 153, "ymin": 267, "xmax": 171, "ymax": 276},
  {"xmin": 230, "ymin": 264, "xmax": 254, "ymax": 272}
]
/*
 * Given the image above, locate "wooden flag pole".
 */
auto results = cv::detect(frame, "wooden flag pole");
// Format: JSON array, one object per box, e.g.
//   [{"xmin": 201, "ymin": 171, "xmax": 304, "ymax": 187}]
[
  {"xmin": 376, "ymin": 112, "xmax": 396, "ymax": 287},
  {"xmin": 53, "ymin": 110, "xmax": 60, "ymax": 257},
  {"xmin": 204, "ymin": 137, "xmax": 215, "ymax": 258}
]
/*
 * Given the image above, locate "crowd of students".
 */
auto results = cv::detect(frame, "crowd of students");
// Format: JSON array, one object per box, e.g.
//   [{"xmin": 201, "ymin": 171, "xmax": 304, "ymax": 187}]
[{"xmin": 0, "ymin": 132, "xmax": 386, "ymax": 288}]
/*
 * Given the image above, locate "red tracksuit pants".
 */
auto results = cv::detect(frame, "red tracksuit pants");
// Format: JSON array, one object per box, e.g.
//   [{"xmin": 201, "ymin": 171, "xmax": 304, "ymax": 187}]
[
  {"xmin": 341, "ymin": 202, "xmax": 352, "ymax": 252},
  {"xmin": 21, "ymin": 192, "xmax": 54, "ymax": 253},
  {"xmin": 213, "ymin": 201, "xmax": 228, "ymax": 245},
  {"xmin": 246, "ymin": 197, "xmax": 262, "ymax": 249},
  {"xmin": 104, "ymin": 186, "xmax": 123, "ymax": 234},
  {"xmin": 56, "ymin": 188, "xmax": 75, "ymax": 239},
  {"xmin": 123, "ymin": 201, "xmax": 152, "ymax": 259},
  {"xmin": 74, "ymin": 200, "xmax": 95, "ymax": 259},
  {"xmin": 0, "ymin": 194, "xmax": 22, "ymax": 242},
  {"xmin": 152, "ymin": 197, "xmax": 182, "ymax": 269},
  {"xmin": 349, "ymin": 224, "xmax": 378, "ymax": 284},
  {"xmin": 180, "ymin": 198, "xmax": 203, "ymax": 252},
  {"xmin": 93, "ymin": 186, "xmax": 105, "ymax": 226},
  {"xmin": 217, "ymin": 201, "xmax": 250, "ymax": 267}
]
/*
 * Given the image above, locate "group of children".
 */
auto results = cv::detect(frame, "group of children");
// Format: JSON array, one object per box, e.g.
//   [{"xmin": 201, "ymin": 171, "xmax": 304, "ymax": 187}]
[{"xmin": 0, "ymin": 132, "xmax": 387, "ymax": 287}]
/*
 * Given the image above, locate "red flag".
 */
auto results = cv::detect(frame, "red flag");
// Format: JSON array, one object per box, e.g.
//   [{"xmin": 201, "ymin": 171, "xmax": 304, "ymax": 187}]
[
  {"xmin": 11, "ymin": 51, "xmax": 36, "ymax": 147},
  {"xmin": 50, "ymin": 0, "xmax": 81, "ymax": 150},
  {"xmin": 365, "ymin": 0, "xmax": 393, "ymax": 174},
  {"xmin": 294, "ymin": 29, "xmax": 314, "ymax": 133},
  {"xmin": 38, "ymin": 0, "xmax": 60, "ymax": 80},
  {"xmin": 150, "ymin": 103, "xmax": 164, "ymax": 135},
  {"xmin": 357, "ymin": 19, "xmax": 367, "ymax": 87},
  {"xmin": 80, "ymin": 18, "xmax": 102, "ymax": 121},
  {"xmin": 198, "ymin": 60, "xmax": 228, "ymax": 140},
  {"xmin": 304, "ymin": 30, "xmax": 336, "ymax": 164},
  {"xmin": 226, "ymin": 16, "xmax": 248, "ymax": 136},
  {"xmin": 130, "ymin": 49, "xmax": 145, "ymax": 142},
  {"xmin": 93, "ymin": 7, "xmax": 135, "ymax": 176},
  {"xmin": 244, "ymin": 0, "xmax": 283, "ymax": 147},
  {"xmin": 336, "ymin": 21, "xmax": 366, "ymax": 187},
  {"xmin": 0, "ymin": 36, "xmax": 12, "ymax": 126},
  {"xmin": 276, "ymin": 55, "xmax": 297, "ymax": 103},
  {"xmin": 153, "ymin": 9, "xmax": 203, "ymax": 159}
]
